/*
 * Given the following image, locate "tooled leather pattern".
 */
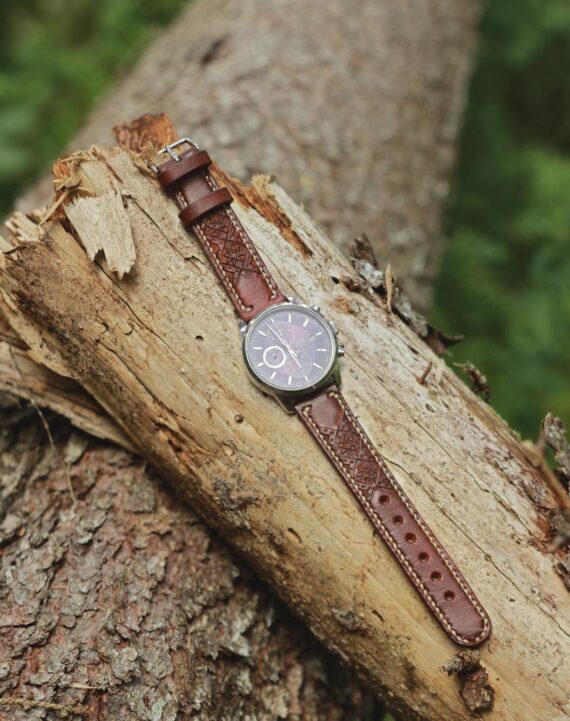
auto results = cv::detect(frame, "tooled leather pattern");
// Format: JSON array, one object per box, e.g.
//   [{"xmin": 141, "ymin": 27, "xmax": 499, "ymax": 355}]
[
  {"xmin": 296, "ymin": 386, "xmax": 492, "ymax": 647},
  {"xmin": 158, "ymin": 147, "xmax": 285, "ymax": 321}
]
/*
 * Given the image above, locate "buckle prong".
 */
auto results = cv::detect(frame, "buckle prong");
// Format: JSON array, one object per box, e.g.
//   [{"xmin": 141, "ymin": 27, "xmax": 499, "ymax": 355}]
[{"xmin": 159, "ymin": 137, "xmax": 200, "ymax": 163}]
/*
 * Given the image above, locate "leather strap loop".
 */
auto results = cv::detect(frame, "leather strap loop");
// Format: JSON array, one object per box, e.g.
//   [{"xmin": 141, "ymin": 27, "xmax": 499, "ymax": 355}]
[
  {"xmin": 157, "ymin": 150, "xmax": 212, "ymax": 190},
  {"xmin": 179, "ymin": 187, "xmax": 233, "ymax": 227}
]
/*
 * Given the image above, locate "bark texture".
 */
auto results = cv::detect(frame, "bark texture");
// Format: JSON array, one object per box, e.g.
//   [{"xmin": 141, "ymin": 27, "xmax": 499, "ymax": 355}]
[
  {"xmin": 0, "ymin": 407, "xmax": 376, "ymax": 720},
  {"xmin": 1, "ymin": 132, "xmax": 568, "ymax": 720},
  {"xmin": 19, "ymin": 0, "xmax": 482, "ymax": 311}
]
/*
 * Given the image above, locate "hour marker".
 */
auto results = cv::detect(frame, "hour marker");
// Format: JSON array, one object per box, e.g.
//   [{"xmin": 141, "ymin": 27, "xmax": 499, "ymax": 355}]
[
  {"xmin": 253, "ymin": 346, "xmax": 262, "ymax": 350},
  {"xmin": 317, "ymin": 348, "xmax": 327, "ymax": 352},
  {"xmin": 257, "ymin": 361, "xmax": 264, "ymax": 367},
  {"xmin": 315, "ymin": 331, "xmax": 323, "ymax": 336},
  {"xmin": 304, "ymin": 375, "xmax": 309, "ymax": 382},
  {"xmin": 288, "ymin": 313, "xmax": 292, "ymax": 323},
  {"xmin": 288, "ymin": 376, "xmax": 292, "ymax": 385},
  {"xmin": 313, "ymin": 362, "xmax": 323, "ymax": 369},
  {"xmin": 270, "ymin": 371, "xmax": 277, "ymax": 380},
  {"xmin": 258, "ymin": 330, "xmax": 267, "ymax": 336},
  {"xmin": 302, "ymin": 318, "xmax": 309, "ymax": 327}
]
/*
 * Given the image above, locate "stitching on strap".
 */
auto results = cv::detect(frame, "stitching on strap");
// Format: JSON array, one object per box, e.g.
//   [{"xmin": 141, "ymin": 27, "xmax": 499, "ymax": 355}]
[
  {"xmin": 301, "ymin": 391, "xmax": 490, "ymax": 645},
  {"xmin": 200, "ymin": 171, "xmax": 279, "ymax": 306}
]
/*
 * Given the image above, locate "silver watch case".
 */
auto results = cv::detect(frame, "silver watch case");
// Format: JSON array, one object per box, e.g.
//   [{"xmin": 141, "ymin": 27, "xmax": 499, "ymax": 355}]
[{"xmin": 240, "ymin": 299, "xmax": 344, "ymax": 413}]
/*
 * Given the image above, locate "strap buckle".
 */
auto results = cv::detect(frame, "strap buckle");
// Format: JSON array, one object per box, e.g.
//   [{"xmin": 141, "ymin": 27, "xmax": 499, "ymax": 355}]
[
  {"xmin": 159, "ymin": 137, "xmax": 200, "ymax": 162},
  {"xmin": 150, "ymin": 137, "xmax": 200, "ymax": 174}
]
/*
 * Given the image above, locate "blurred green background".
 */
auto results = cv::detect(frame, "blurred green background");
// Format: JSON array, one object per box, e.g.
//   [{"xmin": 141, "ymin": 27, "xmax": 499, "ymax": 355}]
[{"xmin": 1, "ymin": 0, "xmax": 569, "ymax": 441}]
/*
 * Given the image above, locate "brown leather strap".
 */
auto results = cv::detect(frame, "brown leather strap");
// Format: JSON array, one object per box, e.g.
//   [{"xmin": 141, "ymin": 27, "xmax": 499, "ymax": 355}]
[
  {"xmin": 295, "ymin": 385, "xmax": 492, "ymax": 647},
  {"xmin": 156, "ymin": 145, "xmax": 286, "ymax": 322},
  {"xmin": 157, "ymin": 149, "xmax": 212, "ymax": 189}
]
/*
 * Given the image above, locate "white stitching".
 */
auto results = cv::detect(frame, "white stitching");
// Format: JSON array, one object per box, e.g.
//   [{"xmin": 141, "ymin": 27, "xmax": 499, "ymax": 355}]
[
  {"xmin": 197, "ymin": 170, "xmax": 279, "ymax": 309},
  {"xmin": 301, "ymin": 391, "xmax": 490, "ymax": 645}
]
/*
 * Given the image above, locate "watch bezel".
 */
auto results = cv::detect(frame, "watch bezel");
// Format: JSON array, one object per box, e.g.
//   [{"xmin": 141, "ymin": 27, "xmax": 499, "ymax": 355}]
[{"xmin": 241, "ymin": 301, "xmax": 340, "ymax": 398}]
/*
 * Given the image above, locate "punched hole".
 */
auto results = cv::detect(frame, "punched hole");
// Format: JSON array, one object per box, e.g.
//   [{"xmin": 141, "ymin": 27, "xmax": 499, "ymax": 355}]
[
  {"xmin": 393, "ymin": 515, "xmax": 404, "ymax": 526},
  {"xmin": 379, "ymin": 495, "xmax": 390, "ymax": 505},
  {"xmin": 431, "ymin": 571, "xmax": 442, "ymax": 582},
  {"xmin": 405, "ymin": 533, "xmax": 416, "ymax": 544},
  {"xmin": 444, "ymin": 591, "xmax": 456, "ymax": 602},
  {"xmin": 419, "ymin": 552, "xmax": 429, "ymax": 562}
]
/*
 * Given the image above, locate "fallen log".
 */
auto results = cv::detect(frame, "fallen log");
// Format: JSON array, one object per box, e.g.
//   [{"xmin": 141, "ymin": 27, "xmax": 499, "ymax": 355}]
[{"xmin": 1, "ymin": 121, "xmax": 568, "ymax": 721}]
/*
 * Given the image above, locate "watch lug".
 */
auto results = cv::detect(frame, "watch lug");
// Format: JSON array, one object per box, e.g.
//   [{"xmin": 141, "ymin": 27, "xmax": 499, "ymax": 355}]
[
  {"xmin": 332, "ymin": 362, "xmax": 342, "ymax": 388},
  {"xmin": 238, "ymin": 320, "xmax": 248, "ymax": 336},
  {"xmin": 274, "ymin": 394, "xmax": 298, "ymax": 415}
]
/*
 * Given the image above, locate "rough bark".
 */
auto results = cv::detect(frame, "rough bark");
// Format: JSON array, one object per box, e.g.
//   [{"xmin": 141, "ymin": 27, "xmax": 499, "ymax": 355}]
[
  {"xmin": 19, "ymin": 0, "xmax": 482, "ymax": 312},
  {"xmin": 1, "ymin": 132, "xmax": 568, "ymax": 720},
  {"xmin": 0, "ymin": 405, "xmax": 377, "ymax": 721}
]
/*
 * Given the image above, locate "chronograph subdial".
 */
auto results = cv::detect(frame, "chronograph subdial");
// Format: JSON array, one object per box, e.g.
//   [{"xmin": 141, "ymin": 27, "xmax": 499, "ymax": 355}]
[{"xmin": 242, "ymin": 302, "xmax": 340, "ymax": 395}]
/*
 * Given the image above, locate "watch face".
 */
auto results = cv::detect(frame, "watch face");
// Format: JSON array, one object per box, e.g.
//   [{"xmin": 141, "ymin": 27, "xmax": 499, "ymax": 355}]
[{"xmin": 243, "ymin": 304, "xmax": 337, "ymax": 394}]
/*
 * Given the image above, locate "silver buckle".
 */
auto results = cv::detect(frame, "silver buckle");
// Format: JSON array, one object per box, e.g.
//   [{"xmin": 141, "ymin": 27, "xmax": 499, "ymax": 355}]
[{"xmin": 159, "ymin": 137, "xmax": 200, "ymax": 162}]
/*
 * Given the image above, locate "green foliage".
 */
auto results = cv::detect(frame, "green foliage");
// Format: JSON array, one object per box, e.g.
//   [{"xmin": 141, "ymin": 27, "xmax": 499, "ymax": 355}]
[
  {"xmin": 434, "ymin": 0, "xmax": 570, "ymax": 437},
  {"xmin": 0, "ymin": 0, "xmax": 188, "ymax": 216}
]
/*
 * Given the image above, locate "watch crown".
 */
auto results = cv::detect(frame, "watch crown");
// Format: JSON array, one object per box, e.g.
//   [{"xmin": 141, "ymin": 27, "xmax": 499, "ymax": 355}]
[{"xmin": 337, "ymin": 346, "xmax": 345, "ymax": 357}]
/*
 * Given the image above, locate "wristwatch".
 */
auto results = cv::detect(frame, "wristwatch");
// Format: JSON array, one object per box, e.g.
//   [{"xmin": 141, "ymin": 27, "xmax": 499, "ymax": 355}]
[{"xmin": 153, "ymin": 137, "xmax": 492, "ymax": 647}]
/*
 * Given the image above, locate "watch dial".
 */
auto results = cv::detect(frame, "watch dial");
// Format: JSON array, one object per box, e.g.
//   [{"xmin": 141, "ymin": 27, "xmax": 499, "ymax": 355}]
[{"xmin": 244, "ymin": 305, "xmax": 337, "ymax": 393}]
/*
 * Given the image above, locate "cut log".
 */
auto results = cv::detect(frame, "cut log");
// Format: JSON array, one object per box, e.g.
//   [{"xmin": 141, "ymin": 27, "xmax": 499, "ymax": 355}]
[
  {"xmin": 1, "ymin": 133, "xmax": 568, "ymax": 721},
  {"xmin": 18, "ymin": 0, "xmax": 483, "ymax": 312}
]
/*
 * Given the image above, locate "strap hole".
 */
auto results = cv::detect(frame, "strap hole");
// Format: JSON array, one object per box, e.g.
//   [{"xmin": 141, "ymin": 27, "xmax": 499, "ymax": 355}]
[
  {"xmin": 393, "ymin": 515, "xmax": 403, "ymax": 526},
  {"xmin": 405, "ymin": 533, "xmax": 416, "ymax": 543},
  {"xmin": 379, "ymin": 495, "xmax": 390, "ymax": 505},
  {"xmin": 431, "ymin": 571, "xmax": 442, "ymax": 582},
  {"xmin": 444, "ymin": 591, "xmax": 456, "ymax": 601},
  {"xmin": 419, "ymin": 552, "xmax": 429, "ymax": 562}
]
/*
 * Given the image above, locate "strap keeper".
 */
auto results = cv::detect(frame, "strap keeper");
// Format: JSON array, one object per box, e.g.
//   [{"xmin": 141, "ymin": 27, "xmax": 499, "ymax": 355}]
[
  {"xmin": 157, "ymin": 150, "xmax": 212, "ymax": 190},
  {"xmin": 179, "ymin": 187, "xmax": 233, "ymax": 227}
]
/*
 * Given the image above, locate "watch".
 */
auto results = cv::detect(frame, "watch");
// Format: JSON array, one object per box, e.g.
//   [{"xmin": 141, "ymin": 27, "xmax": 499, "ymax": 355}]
[{"xmin": 154, "ymin": 137, "xmax": 492, "ymax": 647}]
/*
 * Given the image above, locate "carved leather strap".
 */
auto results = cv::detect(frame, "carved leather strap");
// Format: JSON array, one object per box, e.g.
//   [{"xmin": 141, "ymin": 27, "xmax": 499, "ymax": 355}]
[
  {"xmin": 295, "ymin": 385, "xmax": 491, "ymax": 646},
  {"xmin": 157, "ymin": 144, "xmax": 286, "ymax": 322}
]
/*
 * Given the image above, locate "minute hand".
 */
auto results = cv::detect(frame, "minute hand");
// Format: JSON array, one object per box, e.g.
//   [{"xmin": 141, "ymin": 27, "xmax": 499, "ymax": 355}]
[{"xmin": 268, "ymin": 325, "xmax": 302, "ymax": 368}]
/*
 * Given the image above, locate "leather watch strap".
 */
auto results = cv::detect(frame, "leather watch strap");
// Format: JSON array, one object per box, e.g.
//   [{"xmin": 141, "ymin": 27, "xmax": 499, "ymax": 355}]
[
  {"xmin": 295, "ymin": 385, "xmax": 491, "ymax": 646},
  {"xmin": 157, "ymin": 143, "xmax": 286, "ymax": 321}
]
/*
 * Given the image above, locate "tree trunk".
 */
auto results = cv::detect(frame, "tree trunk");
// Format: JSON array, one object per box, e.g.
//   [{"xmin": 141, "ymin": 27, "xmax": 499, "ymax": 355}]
[
  {"xmin": 1, "ymin": 128, "xmax": 568, "ymax": 721},
  {"xmin": 0, "ymin": 405, "xmax": 377, "ymax": 721},
  {"xmin": 18, "ymin": 0, "xmax": 482, "ymax": 312}
]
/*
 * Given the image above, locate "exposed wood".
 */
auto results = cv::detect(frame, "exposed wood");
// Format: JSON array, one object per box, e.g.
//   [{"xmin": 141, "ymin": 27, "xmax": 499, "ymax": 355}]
[
  {"xmin": 18, "ymin": 0, "xmax": 483, "ymax": 312},
  {"xmin": 0, "ymin": 412, "xmax": 377, "ymax": 720},
  {"xmin": 0, "ymin": 336, "xmax": 132, "ymax": 450},
  {"xmin": 1, "ymin": 139, "xmax": 568, "ymax": 720}
]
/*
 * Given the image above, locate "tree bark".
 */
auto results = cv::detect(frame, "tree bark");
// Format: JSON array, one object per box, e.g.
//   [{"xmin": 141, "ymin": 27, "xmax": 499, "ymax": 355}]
[
  {"xmin": 1, "ymin": 130, "xmax": 568, "ymax": 720},
  {"xmin": 0, "ymin": 406, "xmax": 377, "ymax": 721},
  {"xmin": 19, "ymin": 0, "xmax": 482, "ymax": 312}
]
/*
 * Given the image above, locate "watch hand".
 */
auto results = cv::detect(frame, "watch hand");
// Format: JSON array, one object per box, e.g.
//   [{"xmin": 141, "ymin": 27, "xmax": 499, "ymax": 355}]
[{"xmin": 268, "ymin": 325, "xmax": 302, "ymax": 368}]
